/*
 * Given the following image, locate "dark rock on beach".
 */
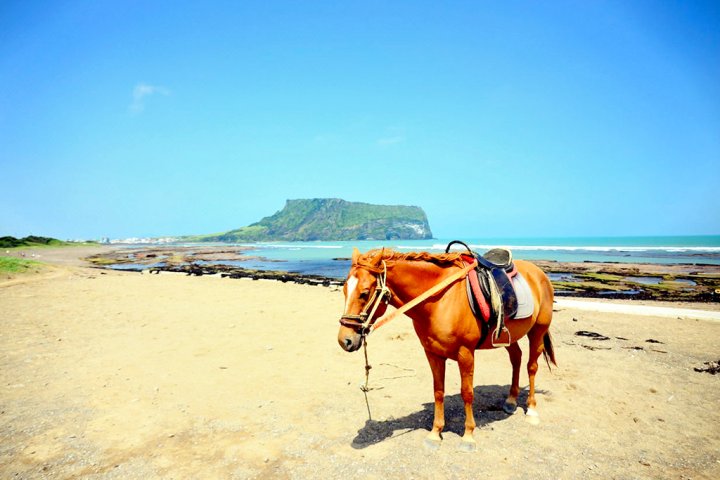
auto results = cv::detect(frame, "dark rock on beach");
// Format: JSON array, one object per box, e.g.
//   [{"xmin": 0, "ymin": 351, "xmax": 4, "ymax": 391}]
[{"xmin": 85, "ymin": 247, "xmax": 720, "ymax": 302}]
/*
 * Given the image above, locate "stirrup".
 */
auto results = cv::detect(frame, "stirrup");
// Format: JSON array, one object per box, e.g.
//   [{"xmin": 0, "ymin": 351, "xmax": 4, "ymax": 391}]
[{"xmin": 491, "ymin": 325, "xmax": 512, "ymax": 348}]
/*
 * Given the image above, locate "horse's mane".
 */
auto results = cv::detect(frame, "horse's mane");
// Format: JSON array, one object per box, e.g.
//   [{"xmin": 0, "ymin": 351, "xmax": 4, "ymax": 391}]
[{"xmin": 354, "ymin": 248, "xmax": 466, "ymax": 273}]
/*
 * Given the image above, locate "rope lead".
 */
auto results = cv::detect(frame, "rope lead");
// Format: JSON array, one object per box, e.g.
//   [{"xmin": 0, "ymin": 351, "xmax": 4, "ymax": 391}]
[{"xmin": 361, "ymin": 335, "xmax": 373, "ymax": 421}]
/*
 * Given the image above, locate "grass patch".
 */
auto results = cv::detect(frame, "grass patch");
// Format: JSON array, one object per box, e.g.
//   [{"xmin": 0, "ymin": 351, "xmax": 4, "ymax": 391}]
[
  {"xmin": 552, "ymin": 280, "xmax": 632, "ymax": 292},
  {"xmin": 644, "ymin": 282, "xmax": 696, "ymax": 293},
  {"xmin": 0, "ymin": 256, "xmax": 43, "ymax": 274},
  {"xmin": 693, "ymin": 273, "xmax": 720, "ymax": 280},
  {"xmin": 580, "ymin": 273, "xmax": 624, "ymax": 282},
  {"xmin": 86, "ymin": 256, "xmax": 119, "ymax": 266}
]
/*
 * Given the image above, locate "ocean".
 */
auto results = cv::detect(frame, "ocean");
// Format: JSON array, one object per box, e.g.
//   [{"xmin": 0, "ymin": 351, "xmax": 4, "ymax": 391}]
[{"xmin": 199, "ymin": 235, "xmax": 720, "ymax": 279}]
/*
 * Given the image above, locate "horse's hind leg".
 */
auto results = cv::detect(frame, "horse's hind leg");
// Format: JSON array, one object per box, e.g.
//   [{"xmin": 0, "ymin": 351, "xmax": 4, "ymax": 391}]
[
  {"xmin": 525, "ymin": 324, "xmax": 550, "ymax": 425},
  {"xmin": 503, "ymin": 342, "xmax": 522, "ymax": 414},
  {"xmin": 423, "ymin": 350, "xmax": 446, "ymax": 450}
]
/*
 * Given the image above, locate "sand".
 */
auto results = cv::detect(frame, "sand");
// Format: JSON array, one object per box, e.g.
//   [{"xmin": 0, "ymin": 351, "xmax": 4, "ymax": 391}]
[
  {"xmin": 554, "ymin": 299, "xmax": 720, "ymax": 321},
  {"xmin": 1, "ymin": 249, "xmax": 720, "ymax": 479}
]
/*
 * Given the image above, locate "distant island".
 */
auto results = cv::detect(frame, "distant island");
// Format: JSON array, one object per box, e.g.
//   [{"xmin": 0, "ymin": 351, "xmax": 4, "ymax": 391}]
[{"xmin": 185, "ymin": 198, "xmax": 433, "ymax": 242}]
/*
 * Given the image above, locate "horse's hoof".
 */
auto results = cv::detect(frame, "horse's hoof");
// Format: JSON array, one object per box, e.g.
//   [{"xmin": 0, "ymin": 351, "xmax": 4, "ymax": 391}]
[
  {"xmin": 424, "ymin": 437, "xmax": 441, "ymax": 451},
  {"xmin": 525, "ymin": 408, "xmax": 540, "ymax": 425},
  {"xmin": 503, "ymin": 401, "xmax": 518, "ymax": 415},
  {"xmin": 458, "ymin": 438, "xmax": 477, "ymax": 453}
]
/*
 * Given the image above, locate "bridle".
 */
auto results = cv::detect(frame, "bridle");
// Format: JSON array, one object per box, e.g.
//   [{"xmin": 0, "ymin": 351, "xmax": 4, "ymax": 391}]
[
  {"xmin": 338, "ymin": 261, "xmax": 392, "ymax": 336},
  {"xmin": 339, "ymin": 257, "xmax": 479, "ymax": 337}
]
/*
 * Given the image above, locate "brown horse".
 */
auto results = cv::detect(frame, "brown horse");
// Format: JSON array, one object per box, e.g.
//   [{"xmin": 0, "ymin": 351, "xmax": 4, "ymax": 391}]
[{"xmin": 337, "ymin": 247, "xmax": 556, "ymax": 451}]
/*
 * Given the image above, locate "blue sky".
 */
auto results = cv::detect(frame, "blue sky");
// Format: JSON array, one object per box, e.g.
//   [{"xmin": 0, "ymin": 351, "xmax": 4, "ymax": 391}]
[{"xmin": 1, "ymin": 1, "xmax": 718, "ymax": 240}]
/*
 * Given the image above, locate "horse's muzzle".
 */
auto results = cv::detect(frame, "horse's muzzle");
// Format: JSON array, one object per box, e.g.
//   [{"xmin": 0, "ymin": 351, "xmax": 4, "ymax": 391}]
[{"xmin": 338, "ymin": 328, "xmax": 363, "ymax": 352}]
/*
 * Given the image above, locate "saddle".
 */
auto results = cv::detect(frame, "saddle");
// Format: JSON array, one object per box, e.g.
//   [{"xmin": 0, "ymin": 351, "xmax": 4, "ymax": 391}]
[{"xmin": 445, "ymin": 241, "xmax": 518, "ymax": 346}]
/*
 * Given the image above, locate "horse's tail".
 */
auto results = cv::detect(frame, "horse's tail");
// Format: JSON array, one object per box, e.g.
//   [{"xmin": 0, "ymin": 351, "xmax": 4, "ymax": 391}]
[{"xmin": 542, "ymin": 331, "xmax": 557, "ymax": 370}]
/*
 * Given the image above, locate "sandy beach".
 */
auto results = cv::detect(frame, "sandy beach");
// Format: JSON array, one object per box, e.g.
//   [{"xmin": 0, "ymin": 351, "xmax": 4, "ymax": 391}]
[{"xmin": 2, "ymin": 249, "xmax": 720, "ymax": 479}]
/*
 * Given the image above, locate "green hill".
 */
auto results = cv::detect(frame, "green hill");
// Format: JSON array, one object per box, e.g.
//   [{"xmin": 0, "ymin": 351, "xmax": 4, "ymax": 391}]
[
  {"xmin": 188, "ymin": 198, "xmax": 433, "ymax": 242},
  {"xmin": 0, "ymin": 235, "xmax": 66, "ymax": 248}
]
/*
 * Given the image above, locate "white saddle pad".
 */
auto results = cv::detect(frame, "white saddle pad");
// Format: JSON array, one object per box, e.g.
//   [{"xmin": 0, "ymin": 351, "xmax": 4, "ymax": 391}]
[{"xmin": 512, "ymin": 272, "xmax": 535, "ymax": 319}]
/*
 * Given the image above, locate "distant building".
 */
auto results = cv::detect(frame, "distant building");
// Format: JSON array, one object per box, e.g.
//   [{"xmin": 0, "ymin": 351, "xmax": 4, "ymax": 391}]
[{"xmin": 108, "ymin": 237, "xmax": 177, "ymax": 245}]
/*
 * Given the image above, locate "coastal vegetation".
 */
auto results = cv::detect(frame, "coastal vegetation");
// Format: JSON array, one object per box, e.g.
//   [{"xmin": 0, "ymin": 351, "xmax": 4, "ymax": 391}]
[
  {"xmin": 0, "ymin": 235, "xmax": 66, "ymax": 248},
  {"xmin": 0, "ymin": 256, "xmax": 42, "ymax": 274},
  {"xmin": 0, "ymin": 235, "xmax": 97, "ymax": 249},
  {"xmin": 1, "ymin": 236, "xmax": 98, "ymax": 275},
  {"xmin": 184, "ymin": 198, "xmax": 433, "ymax": 242}
]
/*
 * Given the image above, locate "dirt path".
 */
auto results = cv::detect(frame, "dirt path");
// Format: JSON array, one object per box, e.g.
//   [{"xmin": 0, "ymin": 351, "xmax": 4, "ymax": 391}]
[{"xmin": 1, "ymin": 267, "xmax": 719, "ymax": 479}]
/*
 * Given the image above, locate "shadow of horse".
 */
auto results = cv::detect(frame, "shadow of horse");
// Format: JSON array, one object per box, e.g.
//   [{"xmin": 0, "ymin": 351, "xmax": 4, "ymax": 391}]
[{"xmin": 352, "ymin": 384, "xmax": 545, "ymax": 449}]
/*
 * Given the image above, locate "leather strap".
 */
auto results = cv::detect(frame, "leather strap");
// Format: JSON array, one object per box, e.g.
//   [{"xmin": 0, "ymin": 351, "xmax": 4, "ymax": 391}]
[{"xmin": 370, "ymin": 260, "xmax": 478, "ymax": 332}]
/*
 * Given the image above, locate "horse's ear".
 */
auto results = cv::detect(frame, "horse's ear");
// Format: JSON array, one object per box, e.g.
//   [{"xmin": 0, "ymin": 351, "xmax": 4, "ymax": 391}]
[
  {"xmin": 351, "ymin": 247, "xmax": 360, "ymax": 264},
  {"xmin": 377, "ymin": 247, "xmax": 385, "ymax": 266}
]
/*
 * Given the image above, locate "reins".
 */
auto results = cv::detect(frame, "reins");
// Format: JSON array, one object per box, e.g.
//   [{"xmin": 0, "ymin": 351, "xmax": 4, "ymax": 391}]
[
  {"xmin": 370, "ymin": 259, "xmax": 478, "ymax": 332},
  {"xmin": 340, "ymin": 258, "xmax": 479, "ymax": 336}
]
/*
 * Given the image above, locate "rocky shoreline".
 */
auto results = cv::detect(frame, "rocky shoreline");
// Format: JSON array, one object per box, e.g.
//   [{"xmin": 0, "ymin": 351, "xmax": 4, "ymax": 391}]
[
  {"xmin": 532, "ymin": 260, "xmax": 720, "ymax": 302},
  {"xmin": 85, "ymin": 245, "xmax": 346, "ymax": 287},
  {"xmin": 148, "ymin": 263, "xmax": 344, "ymax": 287},
  {"xmin": 86, "ymin": 246, "xmax": 720, "ymax": 303}
]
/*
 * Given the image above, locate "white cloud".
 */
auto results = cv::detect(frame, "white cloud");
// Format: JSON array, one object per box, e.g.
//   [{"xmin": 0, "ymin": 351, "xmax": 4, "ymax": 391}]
[
  {"xmin": 377, "ymin": 126, "xmax": 407, "ymax": 146},
  {"xmin": 377, "ymin": 135, "xmax": 405, "ymax": 146},
  {"xmin": 129, "ymin": 83, "xmax": 170, "ymax": 114}
]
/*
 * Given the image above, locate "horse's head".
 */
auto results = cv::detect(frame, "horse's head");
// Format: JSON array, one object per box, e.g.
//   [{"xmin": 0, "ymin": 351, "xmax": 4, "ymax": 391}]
[{"xmin": 337, "ymin": 248, "xmax": 390, "ymax": 352}]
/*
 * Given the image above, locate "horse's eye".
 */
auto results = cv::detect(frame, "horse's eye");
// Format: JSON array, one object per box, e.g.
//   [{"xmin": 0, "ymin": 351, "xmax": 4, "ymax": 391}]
[{"xmin": 359, "ymin": 290, "xmax": 370, "ymax": 299}]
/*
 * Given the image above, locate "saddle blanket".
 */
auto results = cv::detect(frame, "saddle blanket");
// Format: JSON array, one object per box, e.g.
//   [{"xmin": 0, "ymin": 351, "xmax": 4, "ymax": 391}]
[
  {"xmin": 465, "ymin": 267, "xmax": 535, "ymax": 321},
  {"xmin": 512, "ymin": 272, "xmax": 534, "ymax": 319}
]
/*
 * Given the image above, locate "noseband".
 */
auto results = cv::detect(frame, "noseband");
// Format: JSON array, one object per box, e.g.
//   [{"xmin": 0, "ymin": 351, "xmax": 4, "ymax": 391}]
[{"xmin": 339, "ymin": 261, "xmax": 391, "ymax": 335}]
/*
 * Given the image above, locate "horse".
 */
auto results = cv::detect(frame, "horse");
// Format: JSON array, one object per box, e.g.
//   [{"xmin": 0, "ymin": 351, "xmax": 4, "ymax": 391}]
[{"xmin": 337, "ymin": 247, "xmax": 556, "ymax": 451}]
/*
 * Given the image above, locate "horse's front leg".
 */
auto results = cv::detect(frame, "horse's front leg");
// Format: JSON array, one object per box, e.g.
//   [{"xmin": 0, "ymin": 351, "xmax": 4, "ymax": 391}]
[
  {"xmin": 457, "ymin": 346, "xmax": 477, "ymax": 452},
  {"xmin": 423, "ymin": 350, "xmax": 446, "ymax": 450}
]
